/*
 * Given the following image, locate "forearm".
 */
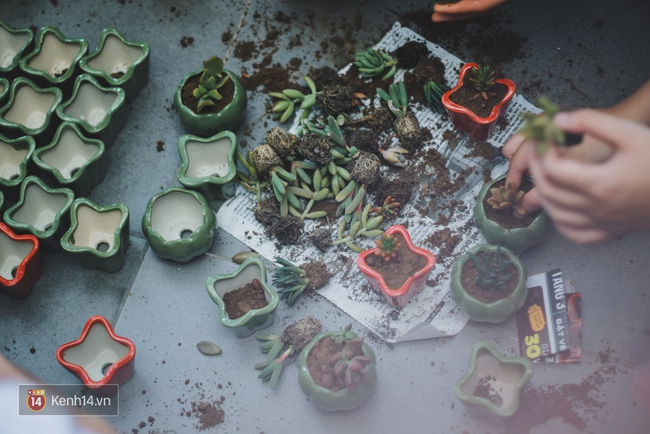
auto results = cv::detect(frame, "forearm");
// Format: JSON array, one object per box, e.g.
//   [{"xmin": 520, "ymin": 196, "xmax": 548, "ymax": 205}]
[{"xmin": 605, "ymin": 79, "xmax": 650, "ymax": 127}]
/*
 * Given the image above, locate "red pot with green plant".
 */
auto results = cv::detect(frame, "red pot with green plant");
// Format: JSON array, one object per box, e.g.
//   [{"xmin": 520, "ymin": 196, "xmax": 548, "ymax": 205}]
[
  {"xmin": 357, "ymin": 225, "xmax": 436, "ymax": 308},
  {"xmin": 441, "ymin": 62, "xmax": 515, "ymax": 140}
]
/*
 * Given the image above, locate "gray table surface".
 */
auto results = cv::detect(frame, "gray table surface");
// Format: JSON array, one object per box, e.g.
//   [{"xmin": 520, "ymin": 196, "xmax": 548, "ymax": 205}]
[{"xmin": 2, "ymin": 0, "xmax": 650, "ymax": 433}]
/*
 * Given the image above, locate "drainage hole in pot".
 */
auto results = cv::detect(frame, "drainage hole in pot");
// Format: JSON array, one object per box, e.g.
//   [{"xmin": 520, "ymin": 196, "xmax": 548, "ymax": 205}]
[
  {"xmin": 489, "ymin": 394, "xmax": 503, "ymax": 407},
  {"xmin": 101, "ymin": 363, "xmax": 113, "ymax": 376},
  {"xmin": 69, "ymin": 167, "xmax": 79, "ymax": 178},
  {"xmin": 180, "ymin": 229, "xmax": 193, "ymax": 239},
  {"xmin": 96, "ymin": 242, "xmax": 110, "ymax": 252},
  {"xmin": 11, "ymin": 266, "xmax": 18, "ymax": 278},
  {"xmin": 9, "ymin": 173, "xmax": 20, "ymax": 181},
  {"xmin": 43, "ymin": 223, "xmax": 53, "ymax": 232}
]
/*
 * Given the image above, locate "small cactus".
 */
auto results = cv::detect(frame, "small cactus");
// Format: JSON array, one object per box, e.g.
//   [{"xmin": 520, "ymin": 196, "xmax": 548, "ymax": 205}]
[
  {"xmin": 373, "ymin": 232, "xmax": 401, "ymax": 262},
  {"xmin": 486, "ymin": 181, "xmax": 525, "ymax": 216}
]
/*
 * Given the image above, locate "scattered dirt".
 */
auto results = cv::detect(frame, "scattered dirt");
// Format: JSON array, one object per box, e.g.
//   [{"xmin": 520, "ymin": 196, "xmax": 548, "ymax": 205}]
[
  {"xmin": 222, "ymin": 279, "xmax": 268, "ymax": 319},
  {"xmin": 180, "ymin": 36, "xmax": 194, "ymax": 48}
]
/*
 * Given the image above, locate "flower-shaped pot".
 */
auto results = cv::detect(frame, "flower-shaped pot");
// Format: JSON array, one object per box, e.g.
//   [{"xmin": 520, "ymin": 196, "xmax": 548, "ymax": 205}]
[
  {"xmin": 19, "ymin": 26, "xmax": 88, "ymax": 98},
  {"xmin": 0, "ymin": 77, "xmax": 9, "ymax": 107},
  {"xmin": 79, "ymin": 28, "xmax": 150, "ymax": 103},
  {"xmin": 0, "ymin": 222, "xmax": 41, "ymax": 299},
  {"xmin": 173, "ymin": 69, "xmax": 247, "ymax": 137},
  {"xmin": 56, "ymin": 315, "xmax": 135, "ymax": 397},
  {"xmin": 441, "ymin": 62, "xmax": 515, "ymax": 140},
  {"xmin": 206, "ymin": 257, "xmax": 279, "ymax": 338},
  {"xmin": 0, "ymin": 134, "xmax": 35, "ymax": 200},
  {"xmin": 474, "ymin": 175, "xmax": 550, "ymax": 253},
  {"xmin": 454, "ymin": 342, "xmax": 533, "ymax": 418},
  {"xmin": 3, "ymin": 175, "xmax": 74, "ymax": 251},
  {"xmin": 357, "ymin": 225, "xmax": 436, "ymax": 308},
  {"xmin": 56, "ymin": 74, "xmax": 126, "ymax": 147},
  {"xmin": 142, "ymin": 187, "xmax": 217, "ymax": 262},
  {"xmin": 177, "ymin": 131, "xmax": 238, "ymax": 201},
  {"xmin": 450, "ymin": 244, "xmax": 527, "ymax": 323},
  {"xmin": 298, "ymin": 330, "xmax": 377, "ymax": 411},
  {"xmin": 0, "ymin": 76, "xmax": 62, "ymax": 144},
  {"xmin": 0, "ymin": 19, "xmax": 34, "ymax": 79},
  {"xmin": 32, "ymin": 122, "xmax": 106, "ymax": 197},
  {"xmin": 60, "ymin": 198, "xmax": 130, "ymax": 273}
]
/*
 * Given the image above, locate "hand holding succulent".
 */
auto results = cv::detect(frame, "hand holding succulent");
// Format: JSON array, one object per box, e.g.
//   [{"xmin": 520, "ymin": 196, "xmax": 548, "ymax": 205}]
[{"xmin": 486, "ymin": 181, "xmax": 525, "ymax": 216}]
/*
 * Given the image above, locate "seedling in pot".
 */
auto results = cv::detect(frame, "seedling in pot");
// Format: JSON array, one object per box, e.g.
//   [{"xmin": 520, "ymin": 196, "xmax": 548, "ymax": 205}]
[
  {"xmin": 330, "ymin": 324, "xmax": 373, "ymax": 392},
  {"xmin": 468, "ymin": 64, "xmax": 497, "ymax": 107},
  {"xmin": 373, "ymin": 232, "xmax": 401, "ymax": 262},
  {"xmin": 192, "ymin": 56, "xmax": 231, "ymax": 113},
  {"xmin": 487, "ymin": 180, "xmax": 525, "ymax": 216},
  {"xmin": 354, "ymin": 48, "xmax": 398, "ymax": 81},
  {"xmin": 520, "ymin": 96, "xmax": 583, "ymax": 155},
  {"xmin": 468, "ymin": 246, "xmax": 515, "ymax": 291},
  {"xmin": 255, "ymin": 316, "xmax": 322, "ymax": 388}
]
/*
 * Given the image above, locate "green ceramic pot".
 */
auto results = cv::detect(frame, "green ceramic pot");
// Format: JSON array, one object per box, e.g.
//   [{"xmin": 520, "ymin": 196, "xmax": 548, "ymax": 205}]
[
  {"xmin": 298, "ymin": 330, "xmax": 377, "ymax": 411},
  {"xmin": 0, "ymin": 77, "xmax": 9, "ymax": 107},
  {"xmin": 454, "ymin": 342, "xmax": 533, "ymax": 418},
  {"xmin": 142, "ymin": 187, "xmax": 217, "ymax": 262},
  {"xmin": 56, "ymin": 74, "xmax": 126, "ymax": 147},
  {"xmin": 173, "ymin": 69, "xmax": 247, "ymax": 137},
  {"xmin": 474, "ymin": 175, "xmax": 551, "ymax": 253},
  {"xmin": 32, "ymin": 122, "xmax": 106, "ymax": 197},
  {"xmin": 19, "ymin": 26, "xmax": 88, "ymax": 98},
  {"xmin": 60, "ymin": 198, "xmax": 130, "ymax": 273},
  {"xmin": 3, "ymin": 175, "xmax": 74, "ymax": 251},
  {"xmin": 0, "ymin": 19, "xmax": 34, "ymax": 79},
  {"xmin": 0, "ymin": 77, "xmax": 62, "ymax": 145},
  {"xmin": 450, "ymin": 244, "xmax": 527, "ymax": 323},
  {"xmin": 205, "ymin": 257, "xmax": 279, "ymax": 338},
  {"xmin": 0, "ymin": 134, "xmax": 35, "ymax": 200},
  {"xmin": 79, "ymin": 28, "xmax": 150, "ymax": 103},
  {"xmin": 177, "ymin": 131, "xmax": 238, "ymax": 201}
]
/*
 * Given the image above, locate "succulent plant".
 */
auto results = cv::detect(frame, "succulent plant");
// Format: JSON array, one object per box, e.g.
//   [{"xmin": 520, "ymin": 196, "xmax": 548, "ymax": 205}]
[
  {"xmin": 272, "ymin": 258, "xmax": 331, "ymax": 306},
  {"xmin": 373, "ymin": 232, "xmax": 401, "ymax": 262},
  {"xmin": 192, "ymin": 56, "xmax": 231, "ymax": 113},
  {"xmin": 348, "ymin": 151, "xmax": 380, "ymax": 186},
  {"xmin": 423, "ymin": 80, "xmax": 451, "ymax": 114},
  {"xmin": 520, "ymin": 97, "xmax": 582, "ymax": 155},
  {"xmin": 330, "ymin": 333, "xmax": 373, "ymax": 392},
  {"xmin": 468, "ymin": 246, "xmax": 515, "ymax": 291},
  {"xmin": 468, "ymin": 64, "xmax": 497, "ymax": 103},
  {"xmin": 354, "ymin": 48, "xmax": 398, "ymax": 81},
  {"xmin": 269, "ymin": 75, "xmax": 319, "ymax": 123},
  {"xmin": 487, "ymin": 180, "xmax": 525, "ymax": 216},
  {"xmin": 369, "ymin": 196, "xmax": 401, "ymax": 220},
  {"xmin": 377, "ymin": 82, "xmax": 422, "ymax": 148},
  {"xmin": 237, "ymin": 151, "xmax": 269, "ymax": 210},
  {"xmin": 266, "ymin": 127, "xmax": 299, "ymax": 158},
  {"xmin": 378, "ymin": 146, "xmax": 409, "ymax": 168},
  {"xmin": 332, "ymin": 202, "xmax": 386, "ymax": 252}
]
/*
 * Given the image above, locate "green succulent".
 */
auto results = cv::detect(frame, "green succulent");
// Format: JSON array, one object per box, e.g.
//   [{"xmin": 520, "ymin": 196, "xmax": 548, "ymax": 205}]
[
  {"xmin": 520, "ymin": 96, "xmax": 579, "ymax": 155},
  {"xmin": 354, "ymin": 48, "xmax": 398, "ymax": 81},
  {"xmin": 468, "ymin": 246, "xmax": 515, "ymax": 291},
  {"xmin": 269, "ymin": 75, "xmax": 319, "ymax": 123},
  {"xmin": 468, "ymin": 64, "xmax": 496, "ymax": 100},
  {"xmin": 192, "ymin": 56, "xmax": 231, "ymax": 113},
  {"xmin": 423, "ymin": 80, "xmax": 451, "ymax": 114}
]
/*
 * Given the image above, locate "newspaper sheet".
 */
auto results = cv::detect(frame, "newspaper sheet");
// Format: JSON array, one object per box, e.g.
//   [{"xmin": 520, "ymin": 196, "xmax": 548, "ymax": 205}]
[{"xmin": 217, "ymin": 22, "xmax": 540, "ymax": 342}]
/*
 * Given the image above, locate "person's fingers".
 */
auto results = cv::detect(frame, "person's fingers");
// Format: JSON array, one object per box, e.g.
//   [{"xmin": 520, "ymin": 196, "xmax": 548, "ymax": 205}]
[
  {"xmin": 553, "ymin": 222, "xmax": 611, "ymax": 245},
  {"xmin": 433, "ymin": 0, "xmax": 507, "ymax": 14},
  {"xmin": 513, "ymin": 187, "xmax": 542, "ymax": 219},
  {"xmin": 502, "ymin": 132, "xmax": 525, "ymax": 160},
  {"xmin": 504, "ymin": 141, "xmax": 530, "ymax": 188},
  {"xmin": 432, "ymin": 11, "xmax": 485, "ymax": 22},
  {"xmin": 554, "ymin": 110, "xmax": 642, "ymax": 151}
]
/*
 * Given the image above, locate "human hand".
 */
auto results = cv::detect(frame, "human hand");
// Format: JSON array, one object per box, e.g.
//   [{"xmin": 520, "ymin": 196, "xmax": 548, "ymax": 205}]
[
  {"xmin": 502, "ymin": 126, "xmax": 613, "ymax": 219},
  {"xmin": 526, "ymin": 110, "xmax": 650, "ymax": 244},
  {"xmin": 432, "ymin": 0, "xmax": 510, "ymax": 23}
]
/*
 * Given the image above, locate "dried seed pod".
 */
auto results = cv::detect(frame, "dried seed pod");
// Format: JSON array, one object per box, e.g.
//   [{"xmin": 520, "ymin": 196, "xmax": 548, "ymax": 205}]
[
  {"xmin": 299, "ymin": 133, "xmax": 331, "ymax": 166},
  {"xmin": 349, "ymin": 151, "xmax": 380, "ymax": 185},
  {"xmin": 250, "ymin": 144, "xmax": 281, "ymax": 178},
  {"xmin": 266, "ymin": 127, "xmax": 298, "ymax": 158}
]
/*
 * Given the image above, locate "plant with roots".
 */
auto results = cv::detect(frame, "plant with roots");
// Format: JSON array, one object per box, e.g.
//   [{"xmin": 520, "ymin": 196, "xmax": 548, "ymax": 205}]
[
  {"xmin": 269, "ymin": 75, "xmax": 320, "ymax": 123},
  {"xmin": 255, "ymin": 316, "xmax": 322, "ymax": 388},
  {"xmin": 520, "ymin": 96, "xmax": 583, "ymax": 155},
  {"xmin": 487, "ymin": 181, "xmax": 525, "ymax": 216},
  {"xmin": 369, "ymin": 196, "xmax": 401, "ymax": 220},
  {"xmin": 192, "ymin": 56, "xmax": 231, "ymax": 113},
  {"xmin": 423, "ymin": 80, "xmax": 450, "ymax": 114},
  {"xmin": 354, "ymin": 48, "xmax": 398, "ymax": 81},
  {"xmin": 330, "ymin": 324, "xmax": 373, "ymax": 392},
  {"xmin": 272, "ymin": 258, "xmax": 331, "ymax": 306},
  {"xmin": 377, "ymin": 81, "xmax": 422, "ymax": 149},
  {"xmin": 468, "ymin": 246, "xmax": 515, "ymax": 291},
  {"xmin": 373, "ymin": 231, "xmax": 401, "ymax": 262}
]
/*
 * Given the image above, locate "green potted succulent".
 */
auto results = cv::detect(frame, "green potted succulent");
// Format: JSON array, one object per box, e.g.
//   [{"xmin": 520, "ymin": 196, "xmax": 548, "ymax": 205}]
[
  {"xmin": 454, "ymin": 342, "xmax": 533, "ymax": 418},
  {"xmin": 450, "ymin": 244, "xmax": 527, "ymax": 323},
  {"xmin": 474, "ymin": 174, "xmax": 550, "ymax": 252},
  {"xmin": 142, "ymin": 187, "xmax": 217, "ymax": 262},
  {"xmin": 173, "ymin": 55, "xmax": 247, "ymax": 136},
  {"xmin": 297, "ymin": 324, "xmax": 377, "ymax": 411},
  {"xmin": 205, "ymin": 256, "xmax": 279, "ymax": 338},
  {"xmin": 441, "ymin": 63, "xmax": 515, "ymax": 140}
]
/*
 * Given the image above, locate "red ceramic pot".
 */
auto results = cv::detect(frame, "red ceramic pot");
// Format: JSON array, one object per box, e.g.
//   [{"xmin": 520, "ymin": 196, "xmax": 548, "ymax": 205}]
[
  {"xmin": 357, "ymin": 225, "xmax": 436, "ymax": 308},
  {"xmin": 56, "ymin": 315, "xmax": 136, "ymax": 396},
  {"xmin": 441, "ymin": 62, "xmax": 515, "ymax": 140},
  {"xmin": 0, "ymin": 222, "xmax": 41, "ymax": 299}
]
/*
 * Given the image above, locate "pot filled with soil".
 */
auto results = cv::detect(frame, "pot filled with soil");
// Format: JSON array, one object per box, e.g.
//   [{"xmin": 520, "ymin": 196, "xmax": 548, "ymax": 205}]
[
  {"xmin": 474, "ymin": 174, "xmax": 550, "ymax": 253},
  {"xmin": 297, "ymin": 324, "xmax": 377, "ymax": 411},
  {"xmin": 357, "ymin": 224, "xmax": 436, "ymax": 308},
  {"xmin": 450, "ymin": 244, "xmax": 527, "ymax": 323},
  {"xmin": 206, "ymin": 256, "xmax": 279, "ymax": 338},
  {"xmin": 441, "ymin": 63, "xmax": 515, "ymax": 140},
  {"xmin": 454, "ymin": 342, "xmax": 533, "ymax": 418},
  {"xmin": 173, "ymin": 55, "xmax": 247, "ymax": 137}
]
